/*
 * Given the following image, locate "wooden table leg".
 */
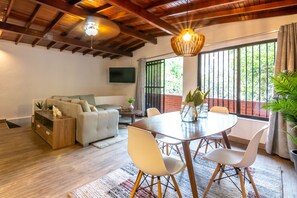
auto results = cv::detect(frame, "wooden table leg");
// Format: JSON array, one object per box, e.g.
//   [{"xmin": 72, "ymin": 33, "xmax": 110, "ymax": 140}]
[
  {"xmin": 131, "ymin": 114, "xmax": 136, "ymax": 123},
  {"xmin": 222, "ymin": 131, "xmax": 231, "ymax": 149},
  {"xmin": 182, "ymin": 141, "xmax": 199, "ymax": 198}
]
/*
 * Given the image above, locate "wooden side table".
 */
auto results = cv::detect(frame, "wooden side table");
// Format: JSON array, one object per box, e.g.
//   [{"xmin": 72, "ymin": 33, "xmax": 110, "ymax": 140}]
[
  {"xmin": 119, "ymin": 109, "xmax": 142, "ymax": 124},
  {"xmin": 34, "ymin": 111, "xmax": 75, "ymax": 149}
]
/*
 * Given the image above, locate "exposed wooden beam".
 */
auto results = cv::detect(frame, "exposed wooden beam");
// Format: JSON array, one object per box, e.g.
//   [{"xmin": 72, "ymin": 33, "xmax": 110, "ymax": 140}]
[
  {"xmin": 93, "ymin": 52, "xmax": 103, "ymax": 57},
  {"xmin": 105, "ymin": 0, "xmax": 179, "ymax": 35},
  {"xmin": 110, "ymin": 55, "xmax": 120, "ymax": 59},
  {"xmin": 32, "ymin": 12, "xmax": 64, "ymax": 47},
  {"xmin": 61, "ymin": 19, "xmax": 84, "ymax": 36},
  {"xmin": 94, "ymin": 4, "xmax": 113, "ymax": 13},
  {"xmin": 127, "ymin": 43, "xmax": 145, "ymax": 52},
  {"xmin": 67, "ymin": 0, "xmax": 83, "ymax": 5},
  {"xmin": 0, "ymin": 22, "xmax": 132, "ymax": 57},
  {"xmin": 82, "ymin": 49, "xmax": 92, "ymax": 55},
  {"xmin": 15, "ymin": 4, "xmax": 41, "ymax": 44},
  {"xmin": 145, "ymin": 0, "xmax": 177, "ymax": 10},
  {"xmin": 47, "ymin": 41, "xmax": 56, "ymax": 49},
  {"xmin": 31, "ymin": 0, "xmax": 157, "ymax": 44},
  {"xmin": 2, "ymin": 0, "xmax": 15, "ymax": 22},
  {"xmin": 72, "ymin": 47, "xmax": 81, "ymax": 53},
  {"xmin": 60, "ymin": 44, "xmax": 69, "ymax": 51}
]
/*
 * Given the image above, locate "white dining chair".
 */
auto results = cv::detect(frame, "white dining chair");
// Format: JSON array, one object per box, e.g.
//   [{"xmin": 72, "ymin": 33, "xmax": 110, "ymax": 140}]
[
  {"xmin": 147, "ymin": 108, "xmax": 184, "ymax": 162},
  {"xmin": 128, "ymin": 126, "xmax": 186, "ymax": 197},
  {"xmin": 193, "ymin": 106, "xmax": 231, "ymax": 159},
  {"xmin": 202, "ymin": 125, "xmax": 268, "ymax": 198}
]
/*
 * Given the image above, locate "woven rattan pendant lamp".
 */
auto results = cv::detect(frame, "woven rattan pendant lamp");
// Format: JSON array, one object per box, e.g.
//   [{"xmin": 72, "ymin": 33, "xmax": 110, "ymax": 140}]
[{"xmin": 171, "ymin": 0, "xmax": 205, "ymax": 57}]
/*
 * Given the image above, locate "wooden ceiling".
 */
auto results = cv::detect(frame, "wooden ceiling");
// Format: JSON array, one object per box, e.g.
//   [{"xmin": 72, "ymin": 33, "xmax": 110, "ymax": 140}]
[{"xmin": 0, "ymin": 0, "xmax": 296, "ymax": 59}]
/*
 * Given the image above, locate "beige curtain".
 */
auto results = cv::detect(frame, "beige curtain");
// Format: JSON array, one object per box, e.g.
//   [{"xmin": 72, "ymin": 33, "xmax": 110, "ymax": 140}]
[
  {"xmin": 266, "ymin": 23, "xmax": 297, "ymax": 158},
  {"xmin": 134, "ymin": 58, "xmax": 146, "ymax": 116}
]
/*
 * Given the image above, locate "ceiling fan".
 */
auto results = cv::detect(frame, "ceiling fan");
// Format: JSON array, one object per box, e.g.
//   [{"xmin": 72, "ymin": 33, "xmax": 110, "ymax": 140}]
[{"xmin": 83, "ymin": 16, "xmax": 120, "ymax": 48}]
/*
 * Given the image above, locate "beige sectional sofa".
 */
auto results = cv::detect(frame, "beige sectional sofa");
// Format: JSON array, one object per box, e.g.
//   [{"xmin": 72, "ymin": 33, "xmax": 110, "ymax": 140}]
[{"xmin": 46, "ymin": 94, "xmax": 119, "ymax": 146}]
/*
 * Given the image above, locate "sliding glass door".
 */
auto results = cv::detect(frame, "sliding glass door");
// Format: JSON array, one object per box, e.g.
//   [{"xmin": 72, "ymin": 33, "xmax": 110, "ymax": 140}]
[{"xmin": 145, "ymin": 59, "xmax": 165, "ymax": 113}]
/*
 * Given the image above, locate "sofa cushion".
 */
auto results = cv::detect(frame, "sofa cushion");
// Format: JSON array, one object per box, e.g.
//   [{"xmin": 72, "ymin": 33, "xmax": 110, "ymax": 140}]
[
  {"xmin": 80, "ymin": 100, "xmax": 91, "ymax": 112},
  {"xmin": 79, "ymin": 94, "xmax": 96, "ymax": 106},
  {"xmin": 69, "ymin": 95, "xmax": 80, "ymax": 99},
  {"xmin": 71, "ymin": 99, "xmax": 81, "ymax": 104}
]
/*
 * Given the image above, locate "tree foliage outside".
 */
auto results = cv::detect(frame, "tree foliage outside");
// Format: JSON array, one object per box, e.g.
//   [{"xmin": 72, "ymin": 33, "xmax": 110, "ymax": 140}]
[
  {"xmin": 199, "ymin": 40, "xmax": 276, "ymax": 118},
  {"xmin": 164, "ymin": 57, "xmax": 183, "ymax": 95}
]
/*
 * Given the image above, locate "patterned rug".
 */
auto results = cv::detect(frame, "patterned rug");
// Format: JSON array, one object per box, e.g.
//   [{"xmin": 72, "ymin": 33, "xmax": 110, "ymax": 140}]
[
  {"xmin": 92, "ymin": 127, "xmax": 128, "ymax": 149},
  {"xmin": 69, "ymin": 153, "xmax": 283, "ymax": 198}
]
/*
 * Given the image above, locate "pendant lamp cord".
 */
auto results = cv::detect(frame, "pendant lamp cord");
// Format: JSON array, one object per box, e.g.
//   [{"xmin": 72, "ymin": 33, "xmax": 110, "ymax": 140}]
[{"xmin": 186, "ymin": 0, "xmax": 189, "ymax": 29}]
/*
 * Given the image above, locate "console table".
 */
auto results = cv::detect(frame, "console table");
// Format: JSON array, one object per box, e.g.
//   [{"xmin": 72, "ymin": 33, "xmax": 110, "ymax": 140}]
[{"xmin": 34, "ymin": 111, "xmax": 75, "ymax": 149}]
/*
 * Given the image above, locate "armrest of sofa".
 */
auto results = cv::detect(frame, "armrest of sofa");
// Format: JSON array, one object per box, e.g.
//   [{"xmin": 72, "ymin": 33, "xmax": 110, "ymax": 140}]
[{"xmin": 76, "ymin": 110, "xmax": 119, "ymax": 146}]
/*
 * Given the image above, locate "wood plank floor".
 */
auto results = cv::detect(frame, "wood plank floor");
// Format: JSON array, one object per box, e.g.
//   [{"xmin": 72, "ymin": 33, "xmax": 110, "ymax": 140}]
[{"xmin": 0, "ymin": 126, "xmax": 296, "ymax": 198}]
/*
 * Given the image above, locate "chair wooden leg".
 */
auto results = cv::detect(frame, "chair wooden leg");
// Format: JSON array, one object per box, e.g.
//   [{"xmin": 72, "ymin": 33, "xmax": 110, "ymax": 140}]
[
  {"xmin": 215, "ymin": 140, "xmax": 218, "ymax": 148},
  {"xmin": 150, "ymin": 175, "xmax": 154, "ymax": 192},
  {"xmin": 166, "ymin": 144, "xmax": 169, "ymax": 155},
  {"xmin": 203, "ymin": 163, "xmax": 221, "ymax": 198},
  {"xmin": 193, "ymin": 138, "xmax": 204, "ymax": 159},
  {"xmin": 157, "ymin": 176, "xmax": 162, "ymax": 198},
  {"xmin": 175, "ymin": 145, "xmax": 184, "ymax": 163},
  {"xmin": 218, "ymin": 164, "xmax": 225, "ymax": 185},
  {"xmin": 130, "ymin": 170, "xmax": 143, "ymax": 198},
  {"xmin": 171, "ymin": 175, "xmax": 182, "ymax": 198},
  {"xmin": 221, "ymin": 139, "xmax": 226, "ymax": 148},
  {"xmin": 245, "ymin": 167, "xmax": 260, "ymax": 197},
  {"xmin": 205, "ymin": 139, "xmax": 210, "ymax": 153},
  {"xmin": 237, "ymin": 168, "xmax": 247, "ymax": 198}
]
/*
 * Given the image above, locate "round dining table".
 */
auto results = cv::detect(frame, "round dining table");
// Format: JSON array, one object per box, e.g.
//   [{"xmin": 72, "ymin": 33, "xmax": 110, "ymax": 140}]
[{"xmin": 131, "ymin": 111, "xmax": 238, "ymax": 198}]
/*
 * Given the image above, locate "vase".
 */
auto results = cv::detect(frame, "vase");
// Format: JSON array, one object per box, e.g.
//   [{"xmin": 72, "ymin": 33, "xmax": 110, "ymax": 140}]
[
  {"xmin": 197, "ymin": 103, "xmax": 208, "ymax": 118},
  {"xmin": 180, "ymin": 102, "xmax": 197, "ymax": 122},
  {"xmin": 128, "ymin": 103, "xmax": 134, "ymax": 111}
]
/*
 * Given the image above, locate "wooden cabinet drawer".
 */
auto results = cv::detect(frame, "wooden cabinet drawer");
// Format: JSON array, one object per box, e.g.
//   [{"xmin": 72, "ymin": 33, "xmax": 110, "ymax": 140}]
[{"xmin": 35, "ymin": 121, "xmax": 53, "ymax": 145}]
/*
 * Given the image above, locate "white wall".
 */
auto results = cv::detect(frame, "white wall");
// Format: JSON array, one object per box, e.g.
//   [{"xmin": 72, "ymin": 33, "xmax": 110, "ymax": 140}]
[{"xmin": 0, "ymin": 41, "xmax": 120, "ymax": 123}]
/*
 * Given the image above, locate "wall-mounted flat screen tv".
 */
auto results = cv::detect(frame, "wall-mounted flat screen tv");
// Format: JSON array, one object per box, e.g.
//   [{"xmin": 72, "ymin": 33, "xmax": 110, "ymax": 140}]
[{"xmin": 109, "ymin": 67, "xmax": 136, "ymax": 83}]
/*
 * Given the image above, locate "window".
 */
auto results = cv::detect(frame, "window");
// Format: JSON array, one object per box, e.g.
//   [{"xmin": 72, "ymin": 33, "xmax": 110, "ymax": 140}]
[{"xmin": 198, "ymin": 40, "xmax": 276, "ymax": 120}]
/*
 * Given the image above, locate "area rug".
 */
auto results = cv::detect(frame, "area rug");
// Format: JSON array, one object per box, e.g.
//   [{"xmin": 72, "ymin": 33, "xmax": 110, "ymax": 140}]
[
  {"xmin": 91, "ymin": 127, "xmax": 128, "ymax": 149},
  {"xmin": 69, "ymin": 154, "xmax": 283, "ymax": 198}
]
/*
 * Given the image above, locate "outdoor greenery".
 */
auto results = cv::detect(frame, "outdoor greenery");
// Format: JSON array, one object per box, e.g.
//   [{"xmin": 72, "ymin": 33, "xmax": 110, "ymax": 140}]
[
  {"xmin": 240, "ymin": 42, "xmax": 276, "ymax": 102},
  {"xmin": 165, "ymin": 57, "xmax": 183, "ymax": 95},
  {"xmin": 199, "ymin": 40, "xmax": 276, "ymax": 118},
  {"xmin": 184, "ymin": 88, "xmax": 209, "ymax": 107},
  {"xmin": 262, "ymin": 71, "xmax": 297, "ymax": 123}
]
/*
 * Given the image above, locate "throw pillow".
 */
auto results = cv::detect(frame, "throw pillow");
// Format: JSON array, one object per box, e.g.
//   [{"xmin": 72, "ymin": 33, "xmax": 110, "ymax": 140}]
[
  {"xmin": 90, "ymin": 105, "xmax": 98, "ymax": 112},
  {"xmin": 61, "ymin": 97, "xmax": 71, "ymax": 102},
  {"xmin": 80, "ymin": 100, "xmax": 91, "ymax": 112},
  {"xmin": 79, "ymin": 94, "xmax": 96, "ymax": 106}
]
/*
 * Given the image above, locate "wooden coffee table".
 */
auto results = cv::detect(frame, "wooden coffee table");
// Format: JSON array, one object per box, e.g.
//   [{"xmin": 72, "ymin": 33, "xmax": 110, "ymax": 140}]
[{"xmin": 119, "ymin": 109, "xmax": 142, "ymax": 124}]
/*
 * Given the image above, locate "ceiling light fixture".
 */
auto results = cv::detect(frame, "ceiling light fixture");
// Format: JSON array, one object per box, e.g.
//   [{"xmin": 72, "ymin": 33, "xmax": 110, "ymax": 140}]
[
  {"xmin": 84, "ymin": 16, "xmax": 120, "ymax": 49},
  {"xmin": 171, "ymin": 0, "xmax": 205, "ymax": 57},
  {"xmin": 85, "ymin": 21, "xmax": 99, "ymax": 36}
]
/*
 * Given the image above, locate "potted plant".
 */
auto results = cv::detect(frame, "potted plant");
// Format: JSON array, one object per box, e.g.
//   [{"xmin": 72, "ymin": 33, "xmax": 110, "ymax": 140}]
[
  {"xmin": 128, "ymin": 97, "xmax": 135, "ymax": 111},
  {"xmin": 262, "ymin": 70, "xmax": 297, "ymax": 168},
  {"xmin": 180, "ymin": 88, "xmax": 209, "ymax": 122},
  {"xmin": 287, "ymin": 125, "xmax": 297, "ymax": 172},
  {"xmin": 35, "ymin": 101, "xmax": 44, "ymax": 110}
]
